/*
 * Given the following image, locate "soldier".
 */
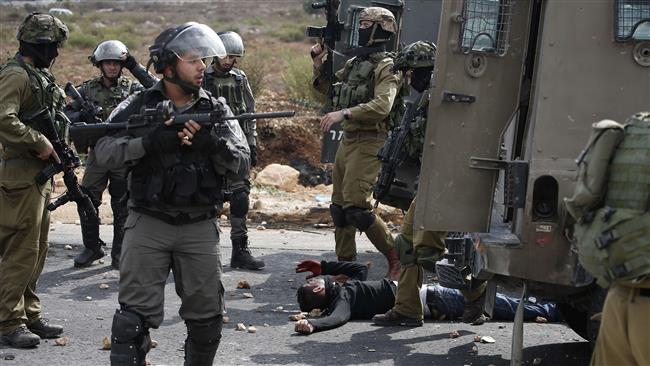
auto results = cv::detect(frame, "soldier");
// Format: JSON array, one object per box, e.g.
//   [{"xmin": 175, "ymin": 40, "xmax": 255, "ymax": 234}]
[
  {"xmin": 203, "ymin": 31, "xmax": 264, "ymax": 270},
  {"xmin": 0, "ymin": 12, "xmax": 67, "ymax": 348},
  {"xmin": 565, "ymin": 112, "xmax": 650, "ymax": 365},
  {"xmin": 371, "ymin": 41, "xmax": 487, "ymax": 327},
  {"xmin": 94, "ymin": 23, "xmax": 249, "ymax": 366},
  {"xmin": 311, "ymin": 7, "xmax": 401, "ymax": 279},
  {"xmin": 67, "ymin": 40, "xmax": 146, "ymax": 269}
]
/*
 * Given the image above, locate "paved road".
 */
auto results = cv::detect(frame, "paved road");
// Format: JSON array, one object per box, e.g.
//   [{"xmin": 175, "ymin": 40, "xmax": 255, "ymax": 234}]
[{"xmin": 0, "ymin": 224, "xmax": 592, "ymax": 366}]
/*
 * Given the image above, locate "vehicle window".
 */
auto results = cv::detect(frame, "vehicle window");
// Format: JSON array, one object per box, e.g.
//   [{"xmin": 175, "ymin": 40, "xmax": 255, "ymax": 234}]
[
  {"xmin": 459, "ymin": 0, "xmax": 512, "ymax": 56},
  {"xmin": 615, "ymin": 0, "xmax": 650, "ymax": 41}
]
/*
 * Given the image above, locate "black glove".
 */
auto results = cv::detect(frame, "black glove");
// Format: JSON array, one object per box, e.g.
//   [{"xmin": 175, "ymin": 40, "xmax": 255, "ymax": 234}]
[
  {"xmin": 123, "ymin": 54, "xmax": 137, "ymax": 70},
  {"xmin": 249, "ymin": 144, "xmax": 257, "ymax": 167},
  {"xmin": 191, "ymin": 128, "xmax": 233, "ymax": 158},
  {"xmin": 141, "ymin": 125, "xmax": 180, "ymax": 154}
]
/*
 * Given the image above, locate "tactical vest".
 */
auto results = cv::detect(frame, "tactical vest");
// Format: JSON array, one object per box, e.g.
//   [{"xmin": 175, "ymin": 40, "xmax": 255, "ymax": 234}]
[
  {"xmin": 204, "ymin": 69, "xmax": 247, "ymax": 116},
  {"xmin": 129, "ymin": 94, "xmax": 224, "ymax": 208},
  {"xmin": 79, "ymin": 76, "xmax": 137, "ymax": 119},
  {"xmin": 571, "ymin": 112, "xmax": 650, "ymax": 287},
  {"xmin": 0, "ymin": 56, "xmax": 67, "ymax": 138},
  {"xmin": 331, "ymin": 52, "xmax": 403, "ymax": 131}
]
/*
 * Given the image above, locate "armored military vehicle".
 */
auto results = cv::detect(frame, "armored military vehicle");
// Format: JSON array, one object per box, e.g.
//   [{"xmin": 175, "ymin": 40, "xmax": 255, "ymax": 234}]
[{"xmin": 414, "ymin": 0, "xmax": 649, "ymax": 363}]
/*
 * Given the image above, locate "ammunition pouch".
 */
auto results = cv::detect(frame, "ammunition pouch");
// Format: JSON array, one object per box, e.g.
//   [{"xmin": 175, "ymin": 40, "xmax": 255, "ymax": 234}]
[{"xmin": 575, "ymin": 208, "xmax": 650, "ymax": 288}]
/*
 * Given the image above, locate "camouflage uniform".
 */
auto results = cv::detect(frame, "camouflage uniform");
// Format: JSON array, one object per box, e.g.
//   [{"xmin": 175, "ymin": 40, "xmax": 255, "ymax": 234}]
[
  {"xmin": 566, "ymin": 112, "xmax": 650, "ymax": 365},
  {"xmin": 67, "ymin": 40, "xmax": 145, "ymax": 269},
  {"xmin": 0, "ymin": 13, "xmax": 67, "ymax": 346},
  {"xmin": 313, "ymin": 8, "xmax": 401, "ymax": 269}
]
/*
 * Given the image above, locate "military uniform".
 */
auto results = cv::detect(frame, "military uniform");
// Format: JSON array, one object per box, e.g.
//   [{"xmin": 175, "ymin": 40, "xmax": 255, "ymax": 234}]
[
  {"xmin": 0, "ymin": 13, "xmax": 68, "ymax": 346},
  {"xmin": 566, "ymin": 112, "xmax": 650, "ymax": 366},
  {"xmin": 68, "ymin": 75, "xmax": 145, "ymax": 268},
  {"xmin": 313, "ymin": 51, "xmax": 400, "ymax": 261},
  {"xmin": 97, "ymin": 80, "xmax": 249, "ymax": 365},
  {"xmin": 204, "ymin": 65, "xmax": 264, "ymax": 269}
]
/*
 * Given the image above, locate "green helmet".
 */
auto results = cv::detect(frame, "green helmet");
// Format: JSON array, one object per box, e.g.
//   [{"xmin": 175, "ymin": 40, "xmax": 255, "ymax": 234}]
[
  {"xmin": 394, "ymin": 41, "xmax": 437, "ymax": 71},
  {"xmin": 16, "ymin": 12, "xmax": 68, "ymax": 44}
]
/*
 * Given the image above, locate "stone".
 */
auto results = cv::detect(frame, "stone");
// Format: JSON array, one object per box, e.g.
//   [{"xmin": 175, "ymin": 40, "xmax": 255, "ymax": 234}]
[
  {"xmin": 54, "ymin": 336, "xmax": 69, "ymax": 346},
  {"xmin": 235, "ymin": 323, "xmax": 247, "ymax": 331},
  {"xmin": 254, "ymin": 164, "xmax": 300, "ymax": 191},
  {"xmin": 237, "ymin": 280, "xmax": 251, "ymax": 289}
]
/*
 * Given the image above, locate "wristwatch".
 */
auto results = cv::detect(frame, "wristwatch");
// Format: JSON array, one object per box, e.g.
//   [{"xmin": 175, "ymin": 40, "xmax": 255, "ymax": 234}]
[{"xmin": 342, "ymin": 108, "xmax": 351, "ymax": 120}]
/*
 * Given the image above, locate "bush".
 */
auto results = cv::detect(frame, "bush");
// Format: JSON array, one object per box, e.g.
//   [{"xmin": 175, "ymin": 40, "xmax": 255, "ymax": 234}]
[
  {"xmin": 238, "ymin": 51, "xmax": 268, "ymax": 97},
  {"xmin": 67, "ymin": 32, "xmax": 100, "ymax": 49},
  {"xmin": 281, "ymin": 54, "xmax": 325, "ymax": 107},
  {"xmin": 270, "ymin": 22, "xmax": 308, "ymax": 43}
]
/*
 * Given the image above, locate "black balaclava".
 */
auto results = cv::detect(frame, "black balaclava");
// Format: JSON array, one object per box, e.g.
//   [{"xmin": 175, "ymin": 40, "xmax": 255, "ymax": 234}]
[
  {"xmin": 19, "ymin": 41, "xmax": 58, "ymax": 68},
  {"xmin": 411, "ymin": 67, "xmax": 433, "ymax": 93},
  {"xmin": 358, "ymin": 24, "xmax": 392, "ymax": 47}
]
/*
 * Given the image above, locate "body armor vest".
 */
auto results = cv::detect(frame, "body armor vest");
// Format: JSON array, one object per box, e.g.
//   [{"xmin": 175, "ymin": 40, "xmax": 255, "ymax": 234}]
[
  {"xmin": 1, "ymin": 56, "xmax": 67, "ymax": 138},
  {"xmin": 204, "ymin": 69, "xmax": 247, "ymax": 116},
  {"xmin": 79, "ymin": 76, "xmax": 137, "ymax": 119},
  {"xmin": 129, "ymin": 94, "xmax": 224, "ymax": 209},
  {"xmin": 572, "ymin": 112, "xmax": 650, "ymax": 288}
]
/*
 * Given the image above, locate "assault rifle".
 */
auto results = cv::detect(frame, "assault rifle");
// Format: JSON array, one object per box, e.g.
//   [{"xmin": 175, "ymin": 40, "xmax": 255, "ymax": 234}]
[
  {"xmin": 307, "ymin": 0, "xmax": 343, "ymax": 82},
  {"xmin": 69, "ymin": 100, "xmax": 295, "ymax": 152},
  {"xmin": 64, "ymin": 82, "xmax": 103, "ymax": 125},
  {"xmin": 373, "ymin": 100, "xmax": 417, "ymax": 209},
  {"xmin": 28, "ymin": 108, "xmax": 98, "ymax": 220}
]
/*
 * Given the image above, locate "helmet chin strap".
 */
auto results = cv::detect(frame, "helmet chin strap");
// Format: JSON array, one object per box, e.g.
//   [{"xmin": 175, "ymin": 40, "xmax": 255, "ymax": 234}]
[{"xmin": 164, "ymin": 68, "xmax": 200, "ymax": 95}]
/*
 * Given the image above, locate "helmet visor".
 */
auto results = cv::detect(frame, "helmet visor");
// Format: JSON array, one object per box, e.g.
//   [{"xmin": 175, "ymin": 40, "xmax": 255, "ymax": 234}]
[{"xmin": 166, "ymin": 24, "xmax": 226, "ymax": 63}]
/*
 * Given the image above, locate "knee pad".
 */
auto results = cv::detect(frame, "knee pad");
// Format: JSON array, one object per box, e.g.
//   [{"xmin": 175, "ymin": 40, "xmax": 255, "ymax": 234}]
[
  {"xmin": 329, "ymin": 204, "xmax": 347, "ymax": 228},
  {"xmin": 185, "ymin": 316, "xmax": 223, "ymax": 352},
  {"xmin": 229, "ymin": 190, "xmax": 250, "ymax": 218},
  {"xmin": 344, "ymin": 207, "xmax": 375, "ymax": 231},
  {"xmin": 395, "ymin": 234, "xmax": 416, "ymax": 267},
  {"xmin": 110, "ymin": 309, "xmax": 150, "ymax": 366}
]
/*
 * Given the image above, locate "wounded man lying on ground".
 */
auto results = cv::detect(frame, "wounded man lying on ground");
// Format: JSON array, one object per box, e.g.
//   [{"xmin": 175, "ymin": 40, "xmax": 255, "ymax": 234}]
[{"xmin": 293, "ymin": 260, "xmax": 560, "ymax": 334}]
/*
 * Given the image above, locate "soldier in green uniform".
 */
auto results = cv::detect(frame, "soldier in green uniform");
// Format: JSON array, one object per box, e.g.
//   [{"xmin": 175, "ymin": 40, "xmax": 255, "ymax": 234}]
[
  {"xmin": 203, "ymin": 31, "xmax": 264, "ymax": 270},
  {"xmin": 67, "ymin": 40, "xmax": 146, "ymax": 269},
  {"xmin": 565, "ymin": 111, "xmax": 650, "ymax": 366},
  {"xmin": 0, "ymin": 12, "xmax": 67, "ymax": 348},
  {"xmin": 372, "ymin": 41, "xmax": 487, "ymax": 326},
  {"xmin": 311, "ymin": 7, "xmax": 401, "ymax": 280},
  {"xmin": 94, "ymin": 23, "xmax": 249, "ymax": 366},
  {"xmin": 369, "ymin": 41, "xmax": 445, "ymax": 326}
]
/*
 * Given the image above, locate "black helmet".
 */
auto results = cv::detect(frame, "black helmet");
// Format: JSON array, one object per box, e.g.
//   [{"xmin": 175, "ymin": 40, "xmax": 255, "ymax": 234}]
[{"xmin": 148, "ymin": 22, "xmax": 226, "ymax": 73}]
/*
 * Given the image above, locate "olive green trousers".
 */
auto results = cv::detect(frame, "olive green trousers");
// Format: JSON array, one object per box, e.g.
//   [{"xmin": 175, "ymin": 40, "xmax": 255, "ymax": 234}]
[{"xmin": 0, "ymin": 158, "xmax": 51, "ymax": 334}]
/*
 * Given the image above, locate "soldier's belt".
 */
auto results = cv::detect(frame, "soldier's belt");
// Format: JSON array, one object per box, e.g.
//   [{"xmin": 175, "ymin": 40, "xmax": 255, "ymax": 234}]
[
  {"xmin": 132, "ymin": 207, "xmax": 217, "ymax": 226},
  {"xmin": 343, "ymin": 130, "xmax": 388, "ymax": 140}
]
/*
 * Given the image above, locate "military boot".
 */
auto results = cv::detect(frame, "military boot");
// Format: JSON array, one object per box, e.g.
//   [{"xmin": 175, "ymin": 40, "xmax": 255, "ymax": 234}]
[
  {"xmin": 462, "ymin": 288, "xmax": 488, "ymax": 325},
  {"xmin": 372, "ymin": 309, "xmax": 423, "ymax": 327},
  {"xmin": 74, "ymin": 223, "xmax": 105, "ymax": 268},
  {"xmin": 382, "ymin": 249, "xmax": 401, "ymax": 281},
  {"xmin": 27, "ymin": 318, "xmax": 63, "ymax": 339},
  {"xmin": 0, "ymin": 326, "xmax": 40, "ymax": 348},
  {"xmin": 230, "ymin": 237, "xmax": 265, "ymax": 270}
]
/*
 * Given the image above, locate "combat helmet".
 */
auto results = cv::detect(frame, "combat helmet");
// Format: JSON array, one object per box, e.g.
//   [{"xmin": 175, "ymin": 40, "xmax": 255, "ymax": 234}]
[
  {"xmin": 89, "ymin": 40, "xmax": 128, "ymax": 66},
  {"xmin": 17, "ymin": 12, "xmax": 68, "ymax": 44},
  {"xmin": 218, "ymin": 31, "xmax": 244, "ymax": 57},
  {"xmin": 359, "ymin": 7, "xmax": 397, "ymax": 34},
  {"xmin": 394, "ymin": 41, "xmax": 437, "ymax": 71},
  {"xmin": 148, "ymin": 22, "xmax": 226, "ymax": 73}
]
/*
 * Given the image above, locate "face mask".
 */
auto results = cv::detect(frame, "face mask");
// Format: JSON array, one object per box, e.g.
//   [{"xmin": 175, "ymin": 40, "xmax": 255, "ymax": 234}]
[
  {"xmin": 357, "ymin": 27, "xmax": 373, "ymax": 47},
  {"xmin": 411, "ymin": 67, "xmax": 433, "ymax": 93},
  {"xmin": 20, "ymin": 42, "xmax": 59, "ymax": 68}
]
